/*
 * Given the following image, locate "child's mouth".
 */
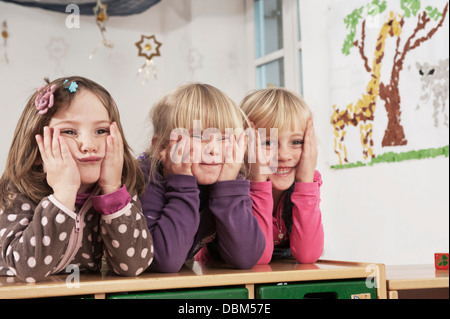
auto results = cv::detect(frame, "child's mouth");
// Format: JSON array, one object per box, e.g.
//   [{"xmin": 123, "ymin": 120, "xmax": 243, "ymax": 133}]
[
  {"xmin": 274, "ymin": 167, "xmax": 295, "ymax": 176},
  {"xmin": 78, "ymin": 156, "xmax": 103, "ymax": 163}
]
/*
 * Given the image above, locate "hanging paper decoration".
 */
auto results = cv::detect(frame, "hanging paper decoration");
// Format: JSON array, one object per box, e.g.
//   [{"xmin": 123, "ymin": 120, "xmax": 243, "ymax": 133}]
[
  {"xmin": 1, "ymin": 20, "xmax": 8, "ymax": 64},
  {"xmin": 188, "ymin": 46, "xmax": 203, "ymax": 79},
  {"xmin": 89, "ymin": 0, "xmax": 114, "ymax": 60},
  {"xmin": 47, "ymin": 37, "xmax": 69, "ymax": 75},
  {"xmin": 135, "ymin": 34, "xmax": 162, "ymax": 84}
]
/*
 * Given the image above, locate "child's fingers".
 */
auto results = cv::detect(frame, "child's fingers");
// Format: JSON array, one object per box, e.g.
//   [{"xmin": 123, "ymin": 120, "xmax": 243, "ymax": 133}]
[
  {"xmin": 106, "ymin": 124, "xmax": 115, "ymax": 157},
  {"xmin": 163, "ymin": 138, "xmax": 176, "ymax": 161},
  {"xmin": 35, "ymin": 134, "xmax": 48, "ymax": 164},
  {"xmin": 225, "ymin": 145, "xmax": 233, "ymax": 164},
  {"xmin": 110, "ymin": 122, "xmax": 124, "ymax": 157},
  {"xmin": 181, "ymin": 136, "xmax": 191, "ymax": 163},
  {"xmin": 225, "ymin": 135, "xmax": 234, "ymax": 163},
  {"xmin": 43, "ymin": 126, "xmax": 53, "ymax": 157},
  {"xmin": 238, "ymin": 131, "xmax": 247, "ymax": 147},
  {"xmin": 306, "ymin": 118, "xmax": 316, "ymax": 140},
  {"xmin": 169, "ymin": 137, "xmax": 186, "ymax": 164},
  {"xmin": 58, "ymin": 136, "xmax": 72, "ymax": 162},
  {"xmin": 170, "ymin": 130, "xmax": 179, "ymax": 140},
  {"xmin": 106, "ymin": 135, "xmax": 114, "ymax": 159},
  {"xmin": 52, "ymin": 128, "xmax": 62, "ymax": 160},
  {"xmin": 159, "ymin": 149, "xmax": 167, "ymax": 163},
  {"xmin": 236, "ymin": 131, "xmax": 247, "ymax": 162},
  {"xmin": 304, "ymin": 118, "xmax": 317, "ymax": 152}
]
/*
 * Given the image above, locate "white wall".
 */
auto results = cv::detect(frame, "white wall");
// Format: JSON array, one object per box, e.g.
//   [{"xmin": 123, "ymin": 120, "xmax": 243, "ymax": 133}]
[
  {"xmin": 1, "ymin": 0, "xmax": 448, "ymax": 266},
  {"xmin": 300, "ymin": 0, "xmax": 449, "ymax": 265},
  {"xmin": 0, "ymin": 0, "xmax": 249, "ymax": 161}
]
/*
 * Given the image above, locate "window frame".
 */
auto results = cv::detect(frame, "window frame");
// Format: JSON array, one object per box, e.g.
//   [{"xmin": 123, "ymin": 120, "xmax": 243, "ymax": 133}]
[{"xmin": 246, "ymin": 0, "xmax": 303, "ymax": 94}]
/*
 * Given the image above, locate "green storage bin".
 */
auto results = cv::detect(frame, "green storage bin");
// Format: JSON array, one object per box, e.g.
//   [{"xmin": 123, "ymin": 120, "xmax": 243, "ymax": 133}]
[
  {"xmin": 257, "ymin": 279, "xmax": 376, "ymax": 299},
  {"xmin": 108, "ymin": 287, "xmax": 248, "ymax": 299}
]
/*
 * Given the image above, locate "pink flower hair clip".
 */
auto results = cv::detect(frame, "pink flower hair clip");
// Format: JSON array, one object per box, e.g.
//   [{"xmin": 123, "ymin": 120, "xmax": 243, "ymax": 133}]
[{"xmin": 35, "ymin": 84, "xmax": 56, "ymax": 115}]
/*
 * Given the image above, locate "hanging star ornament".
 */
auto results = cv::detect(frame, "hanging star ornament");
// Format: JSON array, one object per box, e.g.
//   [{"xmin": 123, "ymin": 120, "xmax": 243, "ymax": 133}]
[
  {"xmin": 89, "ymin": 0, "xmax": 114, "ymax": 60},
  {"xmin": 93, "ymin": 0, "xmax": 108, "ymax": 23},
  {"xmin": 135, "ymin": 34, "xmax": 162, "ymax": 84},
  {"xmin": 47, "ymin": 37, "xmax": 69, "ymax": 74},
  {"xmin": 1, "ymin": 20, "xmax": 9, "ymax": 64},
  {"xmin": 188, "ymin": 47, "xmax": 203, "ymax": 79}
]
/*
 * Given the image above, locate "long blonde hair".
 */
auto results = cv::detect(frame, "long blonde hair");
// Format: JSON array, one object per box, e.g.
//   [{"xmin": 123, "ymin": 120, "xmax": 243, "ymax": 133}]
[
  {"xmin": 0, "ymin": 76, "xmax": 144, "ymax": 210},
  {"xmin": 146, "ymin": 83, "xmax": 247, "ymax": 181},
  {"xmin": 240, "ymin": 87, "xmax": 311, "ymax": 131},
  {"xmin": 240, "ymin": 88, "xmax": 312, "ymax": 178}
]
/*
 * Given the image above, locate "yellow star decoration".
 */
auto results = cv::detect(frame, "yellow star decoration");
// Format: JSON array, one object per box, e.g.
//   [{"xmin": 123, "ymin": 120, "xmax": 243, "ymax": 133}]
[
  {"xmin": 1, "ymin": 20, "xmax": 9, "ymax": 64},
  {"xmin": 1, "ymin": 21, "xmax": 8, "ymax": 39},
  {"xmin": 93, "ymin": 0, "xmax": 108, "ymax": 22},
  {"xmin": 135, "ymin": 35, "xmax": 162, "ymax": 61}
]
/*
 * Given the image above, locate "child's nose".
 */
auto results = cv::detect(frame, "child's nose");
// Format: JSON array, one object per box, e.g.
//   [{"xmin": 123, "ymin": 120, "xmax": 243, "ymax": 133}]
[
  {"xmin": 78, "ymin": 135, "xmax": 97, "ymax": 153},
  {"xmin": 277, "ymin": 145, "xmax": 292, "ymax": 161},
  {"xmin": 202, "ymin": 139, "xmax": 221, "ymax": 163}
]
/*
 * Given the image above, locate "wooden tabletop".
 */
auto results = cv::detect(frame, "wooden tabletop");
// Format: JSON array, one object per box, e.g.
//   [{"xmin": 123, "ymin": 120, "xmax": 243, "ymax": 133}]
[
  {"xmin": 0, "ymin": 259, "xmax": 386, "ymax": 299},
  {"xmin": 385, "ymin": 264, "xmax": 449, "ymax": 290}
]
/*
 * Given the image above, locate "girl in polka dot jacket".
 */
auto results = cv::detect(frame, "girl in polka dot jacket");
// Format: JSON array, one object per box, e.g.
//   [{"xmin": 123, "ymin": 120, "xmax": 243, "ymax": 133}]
[{"xmin": 0, "ymin": 76, "xmax": 153, "ymax": 283}]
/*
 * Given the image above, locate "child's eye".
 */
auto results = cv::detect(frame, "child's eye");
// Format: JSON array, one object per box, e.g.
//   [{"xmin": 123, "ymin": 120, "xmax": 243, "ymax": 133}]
[
  {"xmin": 61, "ymin": 129, "xmax": 77, "ymax": 136},
  {"xmin": 263, "ymin": 140, "xmax": 277, "ymax": 147},
  {"xmin": 96, "ymin": 128, "xmax": 110, "ymax": 135},
  {"xmin": 292, "ymin": 139, "xmax": 304, "ymax": 146}
]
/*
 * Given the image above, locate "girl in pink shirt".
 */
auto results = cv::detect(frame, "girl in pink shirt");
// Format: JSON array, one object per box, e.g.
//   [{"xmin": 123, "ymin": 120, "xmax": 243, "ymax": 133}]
[{"xmin": 240, "ymin": 88, "xmax": 324, "ymax": 264}]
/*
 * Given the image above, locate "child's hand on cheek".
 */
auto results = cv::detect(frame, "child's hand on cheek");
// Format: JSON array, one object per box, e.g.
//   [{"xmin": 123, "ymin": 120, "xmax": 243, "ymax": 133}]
[
  {"xmin": 99, "ymin": 122, "xmax": 124, "ymax": 195},
  {"xmin": 160, "ymin": 132, "xmax": 193, "ymax": 177},
  {"xmin": 296, "ymin": 118, "xmax": 318, "ymax": 183},
  {"xmin": 218, "ymin": 132, "xmax": 247, "ymax": 182},
  {"xmin": 248, "ymin": 129, "xmax": 273, "ymax": 182},
  {"xmin": 35, "ymin": 126, "xmax": 80, "ymax": 210}
]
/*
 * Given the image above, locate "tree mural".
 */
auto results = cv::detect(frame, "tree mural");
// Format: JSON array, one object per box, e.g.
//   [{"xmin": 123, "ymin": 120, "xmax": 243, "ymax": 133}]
[{"xmin": 331, "ymin": 0, "xmax": 449, "ymax": 165}]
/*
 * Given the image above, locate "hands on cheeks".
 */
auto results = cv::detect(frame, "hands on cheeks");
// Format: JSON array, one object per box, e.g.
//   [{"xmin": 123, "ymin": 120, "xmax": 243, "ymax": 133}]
[
  {"xmin": 248, "ymin": 127, "xmax": 274, "ymax": 182},
  {"xmin": 159, "ymin": 132, "xmax": 194, "ymax": 177},
  {"xmin": 217, "ymin": 131, "xmax": 247, "ymax": 182},
  {"xmin": 295, "ymin": 118, "xmax": 318, "ymax": 183},
  {"xmin": 249, "ymin": 117, "xmax": 318, "ymax": 184},
  {"xmin": 98, "ymin": 122, "xmax": 124, "ymax": 195},
  {"xmin": 35, "ymin": 126, "xmax": 80, "ymax": 210},
  {"xmin": 35, "ymin": 122, "xmax": 124, "ymax": 210},
  {"xmin": 159, "ymin": 130, "xmax": 248, "ymax": 182}
]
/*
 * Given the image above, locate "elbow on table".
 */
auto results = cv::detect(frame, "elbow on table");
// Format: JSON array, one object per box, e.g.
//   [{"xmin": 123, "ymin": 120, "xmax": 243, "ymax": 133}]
[
  {"xmin": 227, "ymin": 243, "xmax": 266, "ymax": 270},
  {"xmin": 150, "ymin": 254, "xmax": 186, "ymax": 273},
  {"xmin": 229, "ymin": 256, "xmax": 260, "ymax": 270},
  {"xmin": 291, "ymin": 246, "xmax": 323, "ymax": 264}
]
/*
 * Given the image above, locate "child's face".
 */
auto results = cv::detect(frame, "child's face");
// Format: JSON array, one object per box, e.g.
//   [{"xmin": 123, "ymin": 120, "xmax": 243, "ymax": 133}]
[
  {"xmin": 49, "ymin": 89, "xmax": 111, "ymax": 193},
  {"xmin": 191, "ymin": 130, "xmax": 230, "ymax": 185},
  {"xmin": 261, "ymin": 121, "xmax": 306, "ymax": 191}
]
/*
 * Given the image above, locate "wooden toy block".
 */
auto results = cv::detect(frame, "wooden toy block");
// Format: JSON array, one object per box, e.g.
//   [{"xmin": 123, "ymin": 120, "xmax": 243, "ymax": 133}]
[{"xmin": 435, "ymin": 253, "xmax": 449, "ymax": 270}]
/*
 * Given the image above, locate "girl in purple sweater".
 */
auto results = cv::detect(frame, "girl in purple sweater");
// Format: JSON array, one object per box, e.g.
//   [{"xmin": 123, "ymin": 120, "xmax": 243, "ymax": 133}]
[{"xmin": 139, "ymin": 83, "xmax": 266, "ymax": 272}]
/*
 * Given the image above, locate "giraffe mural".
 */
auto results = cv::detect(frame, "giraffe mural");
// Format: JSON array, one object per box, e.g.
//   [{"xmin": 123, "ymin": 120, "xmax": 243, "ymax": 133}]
[
  {"xmin": 331, "ymin": 12, "xmax": 402, "ymax": 165},
  {"xmin": 329, "ymin": 0, "xmax": 449, "ymax": 168}
]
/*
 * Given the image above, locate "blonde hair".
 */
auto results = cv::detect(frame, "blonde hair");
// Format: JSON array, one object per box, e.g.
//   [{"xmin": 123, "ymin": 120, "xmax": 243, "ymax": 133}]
[
  {"xmin": 240, "ymin": 87, "xmax": 312, "ymax": 132},
  {"xmin": 146, "ymin": 83, "xmax": 247, "ymax": 181},
  {"xmin": 0, "ymin": 76, "xmax": 144, "ymax": 210}
]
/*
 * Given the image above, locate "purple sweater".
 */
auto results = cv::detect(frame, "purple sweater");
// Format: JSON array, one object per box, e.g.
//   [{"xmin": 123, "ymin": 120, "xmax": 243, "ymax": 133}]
[{"xmin": 139, "ymin": 155, "xmax": 265, "ymax": 273}]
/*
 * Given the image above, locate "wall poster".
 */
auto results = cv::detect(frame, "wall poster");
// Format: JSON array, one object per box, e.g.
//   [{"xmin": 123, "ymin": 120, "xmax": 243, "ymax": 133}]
[{"xmin": 329, "ymin": 0, "xmax": 449, "ymax": 169}]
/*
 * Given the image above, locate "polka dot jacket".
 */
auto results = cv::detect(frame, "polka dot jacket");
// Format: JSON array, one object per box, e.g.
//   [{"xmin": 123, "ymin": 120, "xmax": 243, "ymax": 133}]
[{"xmin": 0, "ymin": 187, "xmax": 154, "ymax": 283}]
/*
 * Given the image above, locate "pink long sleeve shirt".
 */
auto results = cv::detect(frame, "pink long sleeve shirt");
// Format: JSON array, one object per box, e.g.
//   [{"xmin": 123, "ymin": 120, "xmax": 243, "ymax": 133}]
[{"xmin": 250, "ymin": 170, "xmax": 324, "ymax": 264}]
